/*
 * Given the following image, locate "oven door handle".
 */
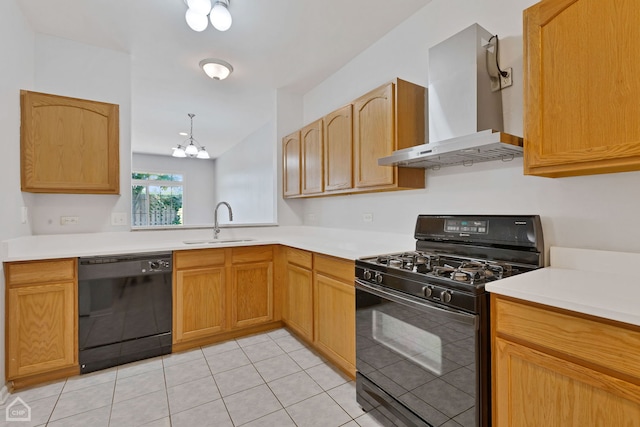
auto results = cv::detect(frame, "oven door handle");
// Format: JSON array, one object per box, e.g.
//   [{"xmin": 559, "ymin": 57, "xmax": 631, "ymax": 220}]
[{"xmin": 355, "ymin": 279, "xmax": 477, "ymax": 326}]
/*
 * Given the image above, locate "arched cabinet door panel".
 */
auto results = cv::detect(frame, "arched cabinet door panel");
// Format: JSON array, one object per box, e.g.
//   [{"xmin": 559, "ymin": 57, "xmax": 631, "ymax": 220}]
[
  {"xmin": 523, "ymin": 0, "xmax": 640, "ymax": 177},
  {"xmin": 21, "ymin": 90, "xmax": 120, "ymax": 194}
]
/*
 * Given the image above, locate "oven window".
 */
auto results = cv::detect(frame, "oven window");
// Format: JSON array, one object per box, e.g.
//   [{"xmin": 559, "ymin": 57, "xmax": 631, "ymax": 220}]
[
  {"xmin": 372, "ymin": 311, "xmax": 444, "ymax": 375},
  {"xmin": 357, "ymin": 289, "xmax": 478, "ymax": 426}
]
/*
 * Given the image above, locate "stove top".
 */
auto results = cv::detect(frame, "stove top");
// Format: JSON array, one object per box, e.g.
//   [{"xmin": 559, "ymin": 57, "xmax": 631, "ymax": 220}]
[
  {"xmin": 362, "ymin": 251, "xmax": 527, "ymax": 286},
  {"xmin": 355, "ymin": 215, "xmax": 544, "ymax": 312}
]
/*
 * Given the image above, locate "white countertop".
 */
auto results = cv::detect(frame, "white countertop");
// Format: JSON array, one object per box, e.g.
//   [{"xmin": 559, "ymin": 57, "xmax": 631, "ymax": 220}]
[
  {"xmin": 5, "ymin": 232, "xmax": 639, "ymax": 328},
  {"xmin": 1, "ymin": 225, "xmax": 416, "ymax": 263},
  {"xmin": 486, "ymin": 246, "xmax": 640, "ymax": 327}
]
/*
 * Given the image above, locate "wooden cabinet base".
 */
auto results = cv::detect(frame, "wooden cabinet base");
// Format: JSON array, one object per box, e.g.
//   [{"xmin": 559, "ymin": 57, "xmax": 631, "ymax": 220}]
[
  {"xmin": 9, "ymin": 365, "xmax": 79, "ymax": 392},
  {"xmin": 492, "ymin": 295, "xmax": 640, "ymax": 426},
  {"xmin": 172, "ymin": 321, "xmax": 285, "ymax": 353},
  {"xmin": 284, "ymin": 325, "xmax": 355, "ymax": 380}
]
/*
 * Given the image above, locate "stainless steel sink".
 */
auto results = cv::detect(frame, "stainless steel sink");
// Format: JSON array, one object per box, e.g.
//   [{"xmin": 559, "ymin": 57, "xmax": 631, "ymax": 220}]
[{"xmin": 183, "ymin": 238, "xmax": 255, "ymax": 245}]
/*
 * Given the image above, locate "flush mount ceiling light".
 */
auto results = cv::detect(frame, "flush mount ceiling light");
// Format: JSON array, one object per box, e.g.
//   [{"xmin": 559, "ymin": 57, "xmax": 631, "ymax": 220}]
[
  {"xmin": 184, "ymin": 0, "xmax": 232, "ymax": 32},
  {"xmin": 199, "ymin": 58, "xmax": 233, "ymax": 80},
  {"xmin": 172, "ymin": 113, "xmax": 210, "ymax": 159}
]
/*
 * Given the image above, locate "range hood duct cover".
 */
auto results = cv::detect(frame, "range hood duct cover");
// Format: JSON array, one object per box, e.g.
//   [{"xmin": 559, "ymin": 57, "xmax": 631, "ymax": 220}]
[{"xmin": 379, "ymin": 23, "xmax": 523, "ymax": 169}]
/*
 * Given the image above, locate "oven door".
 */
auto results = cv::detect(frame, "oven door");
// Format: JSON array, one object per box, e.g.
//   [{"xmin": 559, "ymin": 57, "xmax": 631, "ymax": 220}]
[{"xmin": 355, "ymin": 279, "xmax": 484, "ymax": 427}]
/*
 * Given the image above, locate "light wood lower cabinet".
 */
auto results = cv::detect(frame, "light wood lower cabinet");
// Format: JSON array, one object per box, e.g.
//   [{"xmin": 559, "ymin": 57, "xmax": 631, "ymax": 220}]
[
  {"xmin": 282, "ymin": 247, "xmax": 355, "ymax": 377},
  {"xmin": 173, "ymin": 246, "xmax": 279, "ymax": 351},
  {"xmin": 314, "ymin": 254, "xmax": 355, "ymax": 376},
  {"xmin": 4, "ymin": 258, "xmax": 79, "ymax": 388},
  {"xmin": 283, "ymin": 247, "xmax": 314, "ymax": 341},
  {"xmin": 492, "ymin": 295, "xmax": 640, "ymax": 426},
  {"xmin": 230, "ymin": 246, "xmax": 274, "ymax": 329}
]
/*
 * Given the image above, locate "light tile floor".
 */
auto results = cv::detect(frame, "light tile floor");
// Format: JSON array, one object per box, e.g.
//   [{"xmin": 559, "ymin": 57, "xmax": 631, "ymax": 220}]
[{"xmin": 0, "ymin": 328, "xmax": 395, "ymax": 427}]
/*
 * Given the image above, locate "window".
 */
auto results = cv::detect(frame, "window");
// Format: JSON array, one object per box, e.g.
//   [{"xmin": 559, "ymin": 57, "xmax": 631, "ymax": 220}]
[{"xmin": 132, "ymin": 172, "xmax": 184, "ymax": 227}]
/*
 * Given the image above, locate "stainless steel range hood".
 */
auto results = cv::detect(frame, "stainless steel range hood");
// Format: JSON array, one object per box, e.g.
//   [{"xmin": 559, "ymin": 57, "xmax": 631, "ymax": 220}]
[
  {"xmin": 379, "ymin": 24, "xmax": 523, "ymax": 170},
  {"xmin": 378, "ymin": 129, "xmax": 522, "ymax": 169}
]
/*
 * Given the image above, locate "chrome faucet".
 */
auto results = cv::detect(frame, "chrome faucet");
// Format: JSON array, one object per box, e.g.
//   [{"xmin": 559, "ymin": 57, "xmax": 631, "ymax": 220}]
[{"xmin": 214, "ymin": 201, "xmax": 233, "ymax": 239}]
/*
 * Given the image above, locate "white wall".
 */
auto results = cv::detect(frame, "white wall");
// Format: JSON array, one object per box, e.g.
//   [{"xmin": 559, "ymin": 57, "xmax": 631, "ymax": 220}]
[
  {"xmin": 297, "ymin": 0, "xmax": 640, "ymax": 254},
  {"xmin": 28, "ymin": 34, "xmax": 132, "ymax": 235},
  {"xmin": 132, "ymin": 153, "xmax": 217, "ymax": 225},
  {"xmin": 0, "ymin": 0, "xmax": 36, "ymax": 400},
  {"xmin": 214, "ymin": 120, "xmax": 277, "ymax": 225}
]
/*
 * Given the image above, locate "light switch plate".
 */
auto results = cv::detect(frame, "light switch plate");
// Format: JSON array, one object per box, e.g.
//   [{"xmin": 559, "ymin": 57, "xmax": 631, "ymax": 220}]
[
  {"xmin": 60, "ymin": 216, "xmax": 79, "ymax": 225},
  {"xmin": 111, "ymin": 212, "xmax": 127, "ymax": 226}
]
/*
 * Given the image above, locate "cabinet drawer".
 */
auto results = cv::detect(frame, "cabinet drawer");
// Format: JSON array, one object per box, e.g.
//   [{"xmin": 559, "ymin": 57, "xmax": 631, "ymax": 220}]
[
  {"xmin": 174, "ymin": 249, "xmax": 225, "ymax": 269},
  {"xmin": 493, "ymin": 296, "xmax": 640, "ymax": 379},
  {"xmin": 285, "ymin": 247, "xmax": 312, "ymax": 269},
  {"xmin": 314, "ymin": 254, "xmax": 354, "ymax": 283},
  {"xmin": 5, "ymin": 259, "xmax": 76, "ymax": 286},
  {"xmin": 231, "ymin": 245, "xmax": 273, "ymax": 264}
]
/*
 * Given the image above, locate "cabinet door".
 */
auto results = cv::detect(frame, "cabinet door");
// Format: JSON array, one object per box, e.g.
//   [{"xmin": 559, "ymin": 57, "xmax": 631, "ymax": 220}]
[
  {"xmin": 285, "ymin": 263, "xmax": 314, "ymax": 341},
  {"xmin": 283, "ymin": 131, "xmax": 301, "ymax": 197},
  {"xmin": 314, "ymin": 273, "xmax": 355, "ymax": 375},
  {"xmin": 523, "ymin": 0, "xmax": 640, "ymax": 177},
  {"xmin": 7, "ymin": 282, "xmax": 77, "ymax": 379},
  {"xmin": 324, "ymin": 105, "xmax": 353, "ymax": 191},
  {"xmin": 301, "ymin": 119, "xmax": 324, "ymax": 195},
  {"xmin": 354, "ymin": 83, "xmax": 395, "ymax": 188},
  {"xmin": 20, "ymin": 90, "xmax": 120, "ymax": 194},
  {"xmin": 493, "ymin": 337, "xmax": 640, "ymax": 427},
  {"xmin": 174, "ymin": 266, "xmax": 225, "ymax": 343},
  {"xmin": 230, "ymin": 261, "xmax": 274, "ymax": 329}
]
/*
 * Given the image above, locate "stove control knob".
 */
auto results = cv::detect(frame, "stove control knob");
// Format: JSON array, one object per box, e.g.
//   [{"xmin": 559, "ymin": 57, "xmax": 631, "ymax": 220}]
[
  {"xmin": 363, "ymin": 270, "xmax": 372, "ymax": 280},
  {"xmin": 374, "ymin": 273, "xmax": 383, "ymax": 284},
  {"xmin": 423, "ymin": 287, "xmax": 433, "ymax": 297},
  {"xmin": 440, "ymin": 290, "xmax": 452, "ymax": 303}
]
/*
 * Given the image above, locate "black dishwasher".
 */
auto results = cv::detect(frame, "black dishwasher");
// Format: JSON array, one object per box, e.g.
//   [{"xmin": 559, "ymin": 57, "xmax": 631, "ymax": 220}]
[{"xmin": 78, "ymin": 252, "xmax": 173, "ymax": 374}]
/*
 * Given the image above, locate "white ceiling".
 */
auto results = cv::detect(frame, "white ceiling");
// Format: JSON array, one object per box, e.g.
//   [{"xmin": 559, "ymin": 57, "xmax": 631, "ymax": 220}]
[{"xmin": 16, "ymin": 0, "xmax": 431, "ymax": 158}]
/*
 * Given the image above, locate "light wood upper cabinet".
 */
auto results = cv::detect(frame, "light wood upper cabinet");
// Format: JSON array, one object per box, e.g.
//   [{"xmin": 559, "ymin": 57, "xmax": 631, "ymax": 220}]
[
  {"xmin": 282, "ymin": 78, "xmax": 425, "ymax": 199},
  {"xmin": 523, "ymin": 0, "xmax": 640, "ymax": 177},
  {"xmin": 492, "ymin": 295, "xmax": 640, "ymax": 426},
  {"xmin": 354, "ymin": 79, "xmax": 425, "ymax": 190},
  {"xmin": 324, "ymin": 105, "xmax": 353, "ymax": 192},
  {"xmin": 20, "ymin": 90, "xmax": 120, "ymax": 194},
  {"xmin": 354, "ymin": 83, "xmax": 395, "ymax": 188},
  {"xmin": 283, "ymin": 131, "xmax": 301, "ymax": 197},
  {"xmin": 5, "ymin": 259, "xmax": 78, "ymax": 385},
  {"xmin": 301, "ymin": 119, "xmax": 324, "ymax": 195},
  {"xmin": 230, "ymin": 246, "xmax": 274, "ymax": 329}
]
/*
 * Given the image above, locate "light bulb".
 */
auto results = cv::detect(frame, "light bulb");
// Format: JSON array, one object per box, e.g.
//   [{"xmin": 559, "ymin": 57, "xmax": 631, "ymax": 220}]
[
  {"xmin": 187, "ymin": 0, "xmax": 212, "ymax": 15},
  {"xmin": 172, "ymin": 146, "xmax": 187, "ymax": 158},
  {"xmin": 197, "ymin": 149, "xmax": 210, "ymax": 159},
  {"xmin": 210, "ymin": 1, "xmax": 232, "ymax": 31},
  {"xmin": 185, "ymin": 8, "xmax": 208, "ymax": 32},
  {"xmin": 185, "ymin": 143, "xmax": 199, "ymax": 156}
]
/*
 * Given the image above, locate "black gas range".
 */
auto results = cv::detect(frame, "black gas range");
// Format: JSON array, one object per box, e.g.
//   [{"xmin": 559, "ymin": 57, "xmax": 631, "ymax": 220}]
[{"xmin": 355, "ymin": 215, "xmax": 544, "ymax": 427}]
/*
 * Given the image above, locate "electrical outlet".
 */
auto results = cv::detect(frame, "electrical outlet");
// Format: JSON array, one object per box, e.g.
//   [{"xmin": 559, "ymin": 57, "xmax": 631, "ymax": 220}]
[
  {"xmin": 111, "ymin": 212, "xmax": 127, "ymax": 226},
  {"xmin": 363, "ymin": 213, "xmax": 374, "ymax": 223},
  {"xmin": 60, "ymin": 216, "xmax": 79, "ymax": 225},
  {"xmin": 491, "ymin": 67, "xmax": 513, "ymax": 91},
  {"xmin": 307, "ymin": 213, "xmax": 317, "ymax": 223},
  {"xmin": 21, "ymin": 207, "xmax": 28, "ymax": 224}
]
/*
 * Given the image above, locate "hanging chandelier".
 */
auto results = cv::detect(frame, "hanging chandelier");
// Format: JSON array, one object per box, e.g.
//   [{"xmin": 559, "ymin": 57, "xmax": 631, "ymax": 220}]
[
  {"xmin": 172, "ymin": 113, "xmax": 210, "ymax": 159},
  {"xmin": 184, "ymin": 0, "xmax": 232, "ymax": 32}
]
